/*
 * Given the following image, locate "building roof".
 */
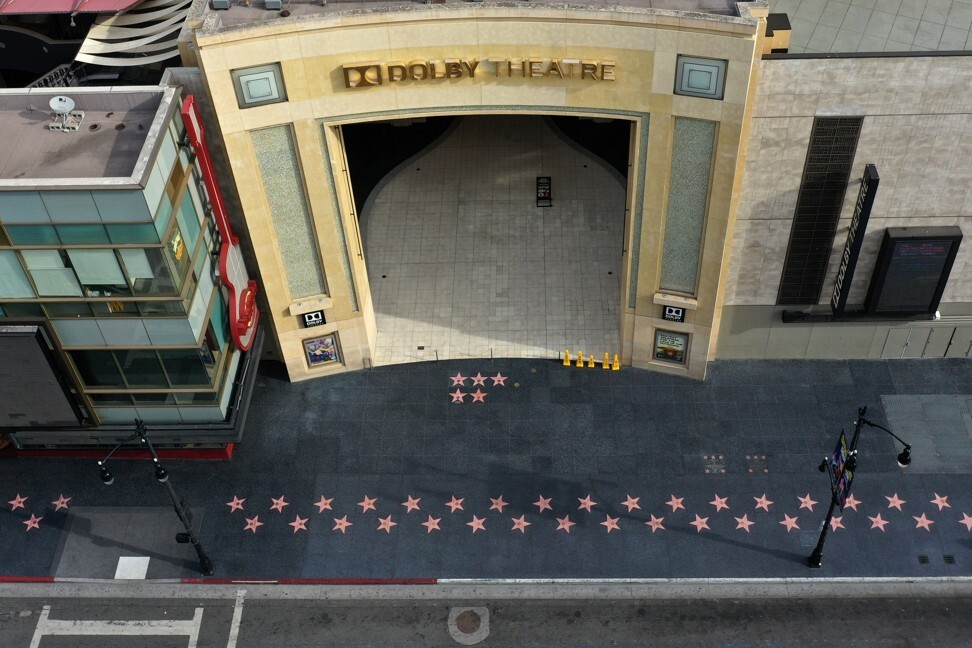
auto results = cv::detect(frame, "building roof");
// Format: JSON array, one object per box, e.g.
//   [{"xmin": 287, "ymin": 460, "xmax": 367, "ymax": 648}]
[{"xmin": 0, "ymin": 0, "xmax": 141, "ymax": 14}]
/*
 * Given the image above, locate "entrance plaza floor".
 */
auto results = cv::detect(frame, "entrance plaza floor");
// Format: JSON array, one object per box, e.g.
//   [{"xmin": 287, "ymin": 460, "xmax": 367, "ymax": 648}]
[
  {"xmin": 2, "ymin": 358, "xmax": 972, "ymax": 581},
  {"xmin": 362, "ymin": 116, "xmax": 625, "ymax": 366}
]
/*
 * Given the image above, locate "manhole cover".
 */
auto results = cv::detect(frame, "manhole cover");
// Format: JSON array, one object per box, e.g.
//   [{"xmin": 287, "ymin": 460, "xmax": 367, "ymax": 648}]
[
  {"xmin": 448, "ymin": 606, "xmax": 489, "ymax": 645},
  {"xmin": 456, "ymin": 610, "xmax": 481, "ymax": 634}
]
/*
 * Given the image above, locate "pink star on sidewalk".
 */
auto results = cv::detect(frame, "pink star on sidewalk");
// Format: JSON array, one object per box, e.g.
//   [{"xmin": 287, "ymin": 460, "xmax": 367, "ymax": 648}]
[
  {"xmin": 869, "ymin": 513, "xmax": 889, "ymax": 531},
  {"xmin": 402, "ymin": 495, "xmax": 421, "ymax": 513},
  {"xmin": 332, "ymin": 515, "xmax": 353, "ymax": 534},
  {"xmin": 467, "ymin": 515, "xmax": 486, "ymax": 533},
  {"xmin": 226, "ymin": 496, "xmax": 246, "ymax": 512},
  {"xmin": 314, "ymin": 496, "xmax": 334, "ymax": 513},
  {"xmin": 51, "ymin": 495, "xmax": 72, "ymax": 512},
  {"xmin": 470, "ymin": 372, "xmax": 488, "ymax": 386},
  {"xmin": 710, "ymin": 494, "xmax": 729, "ymax": 512},
  {"xmin": 244, "ymin": 515, "xmax": 264, "ymax": 533},
  {"xmin": 666, "ymin": 495, "xmax": 685, "ymax": 512},
  {"xmin": 959, "ymin": 513, "xmax": 972, "ymax": 532},
  {"xmin": 288, "ymin": 515, "xmax": 309, "ymax": 534},
  {"xmin": 422, "ymin": 515, "xmax": 442, "ymax": 533},
  {"xmin": 844, "ymin": 494, "xmax": 861, "ymax": 511},
  {"xmin": 23, "ymin": 514, "xmax": 42, "ymax": 532},
  {"xmin": 734, "ymin": 514, "xmax": 754, "ymax": 533},
  {"xmin": 8, "ymin": 494, "xmax": 27, "ymax": 511},
  {"xmin": 646, "ymin": 515, "xmax": 665, "ymax": 533},
  {"xmin": 490, "ymin": 373, "xmax": 508, "ymax": 386},
  {"xmin": 357, "ymin": 495, "xmax": 377, "ymax": 513},
  {"xmin": 556, "ymin": 515, "xmax": 576, "ymax": 534},
  {"xmin": 270, "ymin": 496, "xmax": 289, "ymax": 513},
  {"xmin": 753, "ymin": 494, "xmax": 773, "ymax": 512},
  {"xmin": 930, "ymin": 493, "xmax": 951, "ymax": 511},
  {"xmin": 445, "ymin": 496, "xmax": 464, "ymax": 513},
  {"xmin": 470, "ymin": 389, "xmax": 488, "ymax": 403},
  {"xmin": 577, "ymin": 495, "xmax": 597, "ymax": 512},
  {"xmin": 601, "ymin": 515, "xmax": 620, "ymax": 533},
  {"xmin": 377, "ymin": 515, "xmax": 397, "ymax": 533},
  {"xmin": 913, "ymin": 513, "xmax": 935, "ymax": 531},
  {"xmin": 830, "ymin": 516, "xmax": 845, "ymax": 532},
  {"xmin": 798, "ymin": 494, "xmax": 817, "ymax": 512},
  {"xmin": 490, "ymin": 496, "xmax": 509, "ymax": 513},
  {"xmin": 885, "ymin": 493, "xmax": 906, "ymax": 511},
  {"xmin": 621, "ymin": 495, "xmax": 641, "ymax": 512},
  {"xmin": 779, "ymin": 514, "xmax": 800, "ymax": 532},
  {"xmin": 690, "ymin": 514, "xmax": 710, "ymax": 533},
  {"xmin": 511, "ymin": 515, "xmax": 531, "ymax": 533},
  {"xmin": 450, "ymin": 389, "xmax": 467, "ymax": 403},
  {"xmin": 534, "ymin": 495, "xmax": 553, "ymax": 513},
  {"xmin": 450, "ymin": 373, "xmax": 468, "ymax": 386}
]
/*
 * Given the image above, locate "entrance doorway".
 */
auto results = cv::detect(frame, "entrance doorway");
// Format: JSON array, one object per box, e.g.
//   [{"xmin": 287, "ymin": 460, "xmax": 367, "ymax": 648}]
[{"xmin": 351, "ymin": 114, "xmax": 630, "ymax": 364}]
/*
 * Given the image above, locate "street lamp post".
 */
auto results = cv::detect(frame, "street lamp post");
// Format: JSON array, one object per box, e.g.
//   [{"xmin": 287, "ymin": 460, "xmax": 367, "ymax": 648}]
[
  {"xmin": 97, "ymin": 419, "xmax": 215, "ymax": 576},
  {"xmin": 809, "ymin": 406, "xmax": 911, "ymax": 568}
]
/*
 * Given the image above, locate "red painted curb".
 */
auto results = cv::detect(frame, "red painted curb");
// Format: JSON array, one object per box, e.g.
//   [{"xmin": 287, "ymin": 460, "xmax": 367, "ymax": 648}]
[
  {"xmin": 180, "ymin": 577, "xmax": 438, "ymax": 585},
  {"xmin": 0, "ymin": 576, "xmax": 55, "ymax": 583}
]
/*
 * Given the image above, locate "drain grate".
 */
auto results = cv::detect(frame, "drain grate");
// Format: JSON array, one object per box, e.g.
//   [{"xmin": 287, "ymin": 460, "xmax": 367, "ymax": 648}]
[
  {"xmin": 918, "ymin": 555, "xmax": 930, "ymax": 564},
  {"xmin": 944, "ymin": 555, "xmax": 956, "ymax": 565},
  {"xmin": 745, "ymin": 454, "xmax": 769, "ymax": 474},
  {"xmin": 703, "ymin": 454, "xmax": 725, "ymax": 474}
]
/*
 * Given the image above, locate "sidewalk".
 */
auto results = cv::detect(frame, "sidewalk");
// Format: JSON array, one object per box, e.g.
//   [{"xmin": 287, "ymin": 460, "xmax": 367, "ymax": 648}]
[{"xmin": 2, "ymin": 358, "xmax": 971, "ymax": 581}]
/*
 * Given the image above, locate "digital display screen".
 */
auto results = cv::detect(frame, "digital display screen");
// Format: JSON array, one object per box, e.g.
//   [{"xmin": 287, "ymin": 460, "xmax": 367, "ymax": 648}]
[{"xmin": 866, "ymin": 227, "xmax": 962, "ymax": 316}]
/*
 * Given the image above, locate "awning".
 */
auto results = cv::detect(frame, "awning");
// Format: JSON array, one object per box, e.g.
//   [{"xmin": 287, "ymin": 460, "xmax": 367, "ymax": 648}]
[
  {"xmin": 0, "ymin": 0, "xmax": 139, "ymax": 14},
  {"xmin": 74, "ymin": 0, "xmax": 191, "ymax": 67}
]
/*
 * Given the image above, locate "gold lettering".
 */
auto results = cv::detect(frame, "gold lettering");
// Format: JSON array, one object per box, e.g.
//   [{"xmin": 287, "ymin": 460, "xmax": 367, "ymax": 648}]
[
  {"xmin": 342, "ymin": 63, "xmax": 382, "ymax": 88},
  {"xmin": 507, "ymin": 59, "xmax": 525, "ymax": 77},
  {"xmin": 408, "ymin": 61, "xmax": 429, "ymax": 80},
  {"xmin": 461, "ymin": 59, "xmax": 480, "ymax": 78},
  {"xmin": 561, "ymin": 59, "xmax": 580, "ymax": 78},
  {"xmin": 430, "ymin": 60, "xmax": 446, "ymax": 79},
  {"xmin": 581, "ymin": 61, "xmax": 599, "ymax": 80},
  {"xmin": 444, "ymin": 59, "xmax": 463, "ymax": 79},
  {"xmin": 487, "ymin": 57, "xmax": 506, "ymax": 77},
  {"xmin": 387, "ymin": 63, "xmax": 407, "ymax": 82},
  {"xmin": 546, "ymin": 60, "xmax": 564, "ymax": 79},
  {"xmin": 529, "ymin": 59, "xmax": 545, "ymax": 78},
  {"xmin": 601, "ymin": 61, "xmax": 616, "ymax": 81}
]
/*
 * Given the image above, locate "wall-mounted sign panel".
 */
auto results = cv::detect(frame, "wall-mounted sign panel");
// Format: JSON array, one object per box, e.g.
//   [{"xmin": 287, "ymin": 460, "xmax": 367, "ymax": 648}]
[
  {"xmin": 831, "ymin": 164, "xmax": 878, "ymax": 315},
  {"xmin": 662, "ymin": 306, "xmax": 686, "ymax": 323},
  {"xmin": 536, "ymin": 176, "xmax": 551, "ymax": 207},
  {"xmin": 865, "ymin": 227, "xmax": 963, "ymax": 316},
  {"xmin": 654, "ymin": 330, "xmax": 688, "ymax": 364},
  {"xmin": 302, "ymin": 310, "xmax": 325, "ymax": 328}
]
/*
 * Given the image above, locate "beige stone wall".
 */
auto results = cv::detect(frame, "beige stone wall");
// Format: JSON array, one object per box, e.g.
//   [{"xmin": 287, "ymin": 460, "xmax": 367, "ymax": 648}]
[{"xmin": 191, "ymin": 6, "xmax": 761, "ymax": 380}]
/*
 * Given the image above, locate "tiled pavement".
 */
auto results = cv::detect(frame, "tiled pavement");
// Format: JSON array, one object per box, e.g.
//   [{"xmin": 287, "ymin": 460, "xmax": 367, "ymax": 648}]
[{"xmin": 2, "ymin": 358, "xmax": 972, "ymax": 580}]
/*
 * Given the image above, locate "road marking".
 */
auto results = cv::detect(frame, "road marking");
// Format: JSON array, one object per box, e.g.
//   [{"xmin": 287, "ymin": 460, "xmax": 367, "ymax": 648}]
[
  {"xmin": 227, "ymin": 588, "xmax": 246, "ymax": 648},
  {"xmin": 29, "ymin": 604, "xmax": 203, "ymax": 648}
]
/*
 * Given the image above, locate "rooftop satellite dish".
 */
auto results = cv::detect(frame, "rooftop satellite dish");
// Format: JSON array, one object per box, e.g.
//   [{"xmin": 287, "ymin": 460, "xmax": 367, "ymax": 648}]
[{"xmin": 49, "ymin": 95, "xmax": 76, "ymax": 115}]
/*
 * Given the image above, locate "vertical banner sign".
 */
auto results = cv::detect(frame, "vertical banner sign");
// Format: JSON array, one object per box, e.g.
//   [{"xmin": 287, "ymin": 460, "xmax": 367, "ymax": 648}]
[
  {"xmin": 831, "ymin": 164, "xmax": 879, "ymax": 315},
  {"xmin": 536, "ymin": 176, "xmax": 552, "ymax": 207},
  {"xmin": 826, "ymin": 430, "xmax": 854, "ymax": 510}
]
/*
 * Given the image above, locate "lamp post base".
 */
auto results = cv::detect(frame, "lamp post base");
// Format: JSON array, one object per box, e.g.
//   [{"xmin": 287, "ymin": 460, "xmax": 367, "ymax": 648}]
[{"xmin": 808, "ymin": 551, "xmax": 823, "ymax": 568}]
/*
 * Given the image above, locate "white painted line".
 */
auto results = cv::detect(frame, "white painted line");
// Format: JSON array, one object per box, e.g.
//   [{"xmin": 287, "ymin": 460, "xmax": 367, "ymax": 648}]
[
  {"xmin": 29, "ymin": 604, "xmax": 203, "ymax": 648},
  {"xmin": 226, "ymin": 588, "xmax": 246, "ymax": 648},
  {"xmin": 114, "ymin": 557, "xmax": 151, "ymax": 580}
]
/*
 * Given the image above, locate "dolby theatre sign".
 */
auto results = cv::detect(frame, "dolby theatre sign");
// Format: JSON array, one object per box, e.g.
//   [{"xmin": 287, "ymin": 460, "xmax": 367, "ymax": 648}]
[{"xmin": 343, "ymin": 57, "xmax": 616, "ymax": 88}]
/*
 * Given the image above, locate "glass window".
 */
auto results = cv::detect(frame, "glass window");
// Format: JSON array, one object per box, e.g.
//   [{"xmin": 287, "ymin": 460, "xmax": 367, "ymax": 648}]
[
  {"xmin": 155, "ymin": 191, "xmax": 174, "ymax": 239},
  {"xmin": 55, "ymin": 225, "xmax": 110, "ymax": 245},
  {"xmin": 120, "ymin": 248, "xmax": 178, "ymax": 296},
  {"xmin": 0, "ymin": 302, "xmax": 43, "ymax": 317},
  {"xmin": 71, "ymin": 350, "xmax": 124, "ymax": 387},
  {"xmin": 88, "ymin": 393, "xmax": 134, "ymax": 405},
  {"xmin": 6, "ymin": 225, "xmax": 59, "ymax": 245},
  {"xmin": 114, "ymin": 350, "xmax": 167, "ymax": 388},
  {"xmin": 66, "ymin": 250, "xmax": 132, "ymax": 297},
  {"xmin": 138, "ymin": 300, "xmax": 187, "ymax": 316},
  {"xmin": 22, "ymin": 250, "xmax": 82, "ymax": 297},
  {"xmin": 44, "ymin": 302, "xmax": 94, "ymax": 317},
  {"xmin": 164, "ymin": 222, "xmax": 191, "ymax": 285},
  {"xmin": 674, "ymin": 55, "xmax": 727, "ymax": 100},
  {"xmin": 0, "ymin": 227, "xmax": 10, "ymax": 246},
  {"xmin": 89, "ymin": 301, "xmax": 139, "ymax": 316},
  {"xmin": 106, "ymin": 224, "xmax": 160, "ymax": 245},
  {"xmin": 132, "ymin": 393, "xmax": 176, "ymax": 405},
  {"xmin": 177, "ymin": 188, "xmax": 202, "ymax": 254},
  {"xmin": 0, "ymin": 250, "xmax": 35, "ymax": 298},
  {"xmin": 158, "ymin": 349, "xmax": 212, "ymax": 386},
  {"xmin": 174, "ymin": 392, "xmax": 219, "ymax": 405}
]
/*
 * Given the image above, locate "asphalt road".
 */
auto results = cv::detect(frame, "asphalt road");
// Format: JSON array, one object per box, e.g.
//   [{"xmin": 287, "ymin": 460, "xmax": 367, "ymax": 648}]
[{"xmin": 1, "ymin": 584, "xmax": 971, "ymax": 647}]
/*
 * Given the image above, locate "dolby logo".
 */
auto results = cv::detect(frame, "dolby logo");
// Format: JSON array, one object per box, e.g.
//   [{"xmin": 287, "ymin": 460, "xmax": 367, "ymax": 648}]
[{"xmin": 343, "ymin": 63, "xmax": 383, "ymax": 88}]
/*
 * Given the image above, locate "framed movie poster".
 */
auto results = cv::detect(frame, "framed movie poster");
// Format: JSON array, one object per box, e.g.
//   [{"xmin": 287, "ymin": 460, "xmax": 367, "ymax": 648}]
[
  {"xmin": 303, "ymin": 333, "xmax": 340, "ymax": 368},
  {"xmin": 654, "ymin": 330, "xmax": 688, "ymax": 364}
]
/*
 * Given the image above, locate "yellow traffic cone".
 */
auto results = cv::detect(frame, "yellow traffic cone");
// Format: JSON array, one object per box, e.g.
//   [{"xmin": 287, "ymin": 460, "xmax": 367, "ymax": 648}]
[
  {"xmin": 587, "ymin": 354, "xmax": 595, "ymax": 368},
  {"xmin": 612, "ymin": 354, "xmax": 620, "ymax": 370},
  {"xmin": 576, "ymin": 351, "xmax": 585, "ymax": 367},
  {"xmin": 602, "ymin": 353, "xmax": 610, "ymax": 369},
  {"xmin": 563, "ymin": 350, "xmax": 571, "ymax": 366}
]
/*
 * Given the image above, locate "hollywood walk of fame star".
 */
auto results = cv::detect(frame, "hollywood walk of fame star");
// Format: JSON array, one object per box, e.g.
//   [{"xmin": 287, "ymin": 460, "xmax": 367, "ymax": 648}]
[
  {"xmin": 470, "ymin": 389, "xmax": 488, "ymax": 403},
  {"xmin": 621, "ymin": 495, "xmax": 641, "ymax": 512},
  {"xmin": 446, "ymin": 496, "xmax": 465, "ymax": 513},
  {"xmin": 8, "ymin": 494, "xmax": 27, "ymax": 511},
  {"xmin": 470, "ymin": 372, "xmax": 488, "ymax": 386},
  {"xmin": 601, "ymin": 515, "xmax": 620, "ymax": 533},
  {"xmin": 710, "ymin": 494, "xmax": 729, "ymax": 512},
  {"xmin": 511, "ymin": 515, "xmax": 531, "ymax": 533},
  {"xmin": 378, "ymin": 515, "xmax": 398, "ymax": 533},
  {"xmin": 467, "ymin": 515, "xmax": 486, "ymax": 533},
  {"xmin": 357, "ymin": 495, "xmax": 377, "ymax": 513},
  {"xmin": 930, "ymin": 493, "xmax": 951, "ymax": 511},
  {"xmin": 779, "ymin": 514, "xmax": 800, "ymax": 532},
  {"xmin": 734, "ymin": 514, "xmax": 754, "ymax": 533},
  {"xmin": 270, "ymin": 496, "xmax": 289, "ymax": 513},
  {"xmin": 830, "ymin": 516, "xmax": 845, "ymax": 532},
  {"xmin": 490, "ymin": 373, "xmax": 508, "ymax": 386},
  {"xmin": 578, "ymin": 495, "xmax": 598, "ymax": 512},
  {"xmin": 226, "ymin": 496, "xmax": 246, "ymax": 512},
  {"xmin": 244, "ymin": 516, "xmax": 264, "ymax": 533},
  {"xmin": 868, "ymin": 513, "xmax": 889, "ymax": 531},
  {"xmin": 646, "ymin": 515, "xmax": 665, "ymax": 533},
  {"xmin": 450, "ymin": 389, "xmax": 467, "ymax": 404},
  {"xmin": 690, "ymin": 514, "xmax": 710, "ymax": 533},
  {"xmin": 885, "ymin": 493, "xmax": 906, "ymax": 511},
  {"xmin": 490, "ymin": 496, "xmax": 509, "ymax": 513},
  {"xmin": 913, "ymin": 513, "xmax": 935, "ymax": 531},
  {"xmin": 23, "ymin": 514, "xmax": 42, "ymax": 532},
  {"xmin": 289, "ymin": 515, "xmax": 309, "ymax": 534},
  {"xmin": 666, "ymin": 495, "xmax": 685, "ymax": 512},
  {"xmin": 450, "ymin": 373, "xmax": 468, "ymax": 386},
  {"xmin": 534, "ymin": 495, "xmax": 553, "ymax": 513},
  {"xmin": 402, "ymin": 495, "xmax": 421, "ymax": 513},
  {"xmin": 314, "ymin": 496, "xmax": 334, "ymax": 513},
  {"xmin": 332, "ymin": 515, "xmax": 353, "ymax": 534},
  {"xmin": 844, "ymin": 494, "xmax": 861, "ymax": 511},
  {"xmin": 422, "ymin": 515, "xmax": 442, "ymax": 533},
  {"xmin": 556, "ymin": 515, "xmax": 576, "ymax": 534},
  {"xmin": 51, "ymin": 495, "xmax": 72, "ymax": 512},
  {"xmin": 959, "ymin": 513, "xmax": 972, "ymax": 532},
  {"xmin": 753, "ymin": 494, "xmax": 774, "ymax": 512},
  {"xmin": 798, "ymin": 494, "xmax": 817, "ymax": 512}
]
